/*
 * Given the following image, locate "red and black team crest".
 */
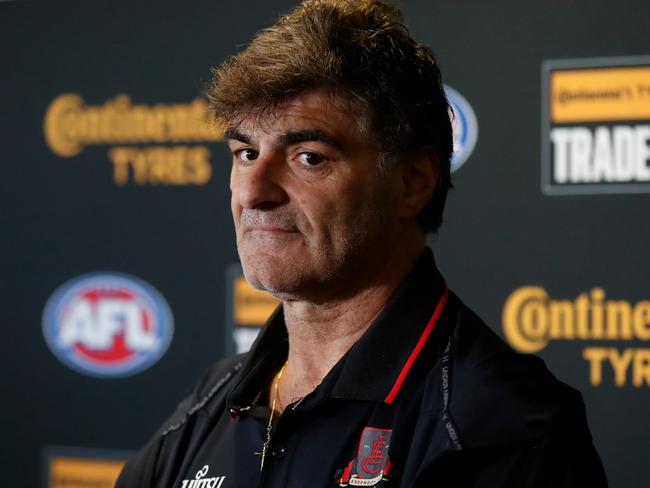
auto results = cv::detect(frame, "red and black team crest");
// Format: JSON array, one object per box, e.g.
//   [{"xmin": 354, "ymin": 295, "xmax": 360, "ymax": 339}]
[{"xmin": 338, "ymin": 427, "xmax": 394, "ymax": 486}]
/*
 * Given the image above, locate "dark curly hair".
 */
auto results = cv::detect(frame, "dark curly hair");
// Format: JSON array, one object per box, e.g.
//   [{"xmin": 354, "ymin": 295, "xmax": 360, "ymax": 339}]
[{"xmin": 205, "ymin": 0, "xmax": 453, "ymax": 233}]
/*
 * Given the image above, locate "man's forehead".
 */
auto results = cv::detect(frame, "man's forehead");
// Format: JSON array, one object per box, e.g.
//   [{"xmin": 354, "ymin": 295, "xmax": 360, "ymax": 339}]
[{"xmin": 226, "ymin": 89, "xmax": 368, "ymax": 140}]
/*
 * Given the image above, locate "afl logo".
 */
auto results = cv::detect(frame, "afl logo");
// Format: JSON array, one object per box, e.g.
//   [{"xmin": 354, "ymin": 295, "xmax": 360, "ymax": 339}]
[
  {"xmin": 42, "ymin": 273, "xmax": 174, "ymax": 378},
  {"xmin": 444, "ymin": 85, "xmax": 478, "ymax": 172}
]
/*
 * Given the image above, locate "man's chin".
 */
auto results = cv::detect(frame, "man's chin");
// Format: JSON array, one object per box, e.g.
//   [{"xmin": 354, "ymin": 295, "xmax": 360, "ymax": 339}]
[
  {"xmin": 241, "ymin": 262, "xmax": 315, "ymax": 301},
  {"xmin": 241, "ymin": 259, "xmax": 289, "ymax": 290},
  {"xmin": 243, "ymin": 275, "xmax": 299, "ymax": 301}
]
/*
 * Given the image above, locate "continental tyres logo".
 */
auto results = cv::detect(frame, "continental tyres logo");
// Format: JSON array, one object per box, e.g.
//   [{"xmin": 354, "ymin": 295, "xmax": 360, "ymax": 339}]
[
  {"xmin": 542, "ymin": 56, "xmax": 650, "ymax": 195},
  {"xmin": 225, "ymin": 265, "xmax": 279, "ymax": 354},
  {"xmin": 44, "ymin": 447, "xmax": 131, "ymax": 488},
  {"xmin": 503, "ymin": 287, "xmax": 650, "ymax": 387},
  {"xmin": 44, "ymin": 93, "xmax": 223, "ymax": 186},
  {"xmin": 49, "ymin": 457, "xmax": 124, "ymax": 488}
]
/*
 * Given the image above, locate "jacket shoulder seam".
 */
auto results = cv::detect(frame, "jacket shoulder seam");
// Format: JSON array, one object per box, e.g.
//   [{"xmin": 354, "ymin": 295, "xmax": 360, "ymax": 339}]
[{"xmin": 159, "ymin": 361, "xmax": 243, "ymax": 437}]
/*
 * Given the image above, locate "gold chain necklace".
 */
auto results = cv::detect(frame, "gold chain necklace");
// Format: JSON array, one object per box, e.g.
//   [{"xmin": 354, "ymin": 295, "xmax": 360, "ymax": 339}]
[{"xmin": 256, "ymin": 362, "xmax": 287, "ymax": 472}]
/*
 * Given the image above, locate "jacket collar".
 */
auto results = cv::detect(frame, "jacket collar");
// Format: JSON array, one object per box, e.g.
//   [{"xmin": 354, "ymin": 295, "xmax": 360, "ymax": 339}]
[{"xmin": 227, "ymin": 247, "xmax": 449, "ymax": 410}]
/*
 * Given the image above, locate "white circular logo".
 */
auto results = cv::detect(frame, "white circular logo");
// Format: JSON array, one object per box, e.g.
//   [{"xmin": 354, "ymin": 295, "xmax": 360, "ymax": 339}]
[{"xmin": 444, "ymin": 85, "xmax": 478, "ymax": 172}]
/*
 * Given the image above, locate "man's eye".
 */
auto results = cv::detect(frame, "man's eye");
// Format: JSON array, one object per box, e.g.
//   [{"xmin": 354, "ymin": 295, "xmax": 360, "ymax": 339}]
[
  {"xmin": 234, "ymin": 148, "xmax": 258, "ymax": 161},
  {"xmin": 296, "ymin": 152, "xmax": 325, "ymax": 166}
]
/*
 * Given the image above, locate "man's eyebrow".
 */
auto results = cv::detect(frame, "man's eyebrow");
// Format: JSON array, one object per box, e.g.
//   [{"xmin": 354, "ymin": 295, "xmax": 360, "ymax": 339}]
[
  {"xmin": 224, "ymin": 128, "xmax": 345, "ymax": 151},
  {"xmin": 279, "ymin": 130, "xmax": 344, "ymax": 151},
  {"xmin": 224, "ymin": 128, "xmax": 251, "ymax": 144}
]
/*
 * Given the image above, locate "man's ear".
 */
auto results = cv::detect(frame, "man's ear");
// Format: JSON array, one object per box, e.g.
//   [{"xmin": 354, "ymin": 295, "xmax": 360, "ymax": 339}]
[{"xmin": 398, "ymin": 148, "xmax": 439, "ymax": 218}]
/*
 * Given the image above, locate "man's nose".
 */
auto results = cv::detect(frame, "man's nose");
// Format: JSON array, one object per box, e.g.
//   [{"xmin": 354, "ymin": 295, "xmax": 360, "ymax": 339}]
[{"xmin": 232, "ymin": 154, "xmax": 288, "ymax": 210}]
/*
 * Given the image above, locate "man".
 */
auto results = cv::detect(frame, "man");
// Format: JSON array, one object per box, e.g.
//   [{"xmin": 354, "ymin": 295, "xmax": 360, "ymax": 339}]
[{"xmin": 117, "ymin": 0, "xmax": 607, "ymax": 486}]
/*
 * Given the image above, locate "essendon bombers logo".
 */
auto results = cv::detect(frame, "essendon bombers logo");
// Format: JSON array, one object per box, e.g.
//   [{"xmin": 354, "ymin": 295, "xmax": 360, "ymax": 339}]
[
  {"xmin": 42, "ymin": 272, "xmax": 174, "ymax": 378},
  {"xmin": 338, "ymin": 427, "xmax": 393, "ymax": 487}
]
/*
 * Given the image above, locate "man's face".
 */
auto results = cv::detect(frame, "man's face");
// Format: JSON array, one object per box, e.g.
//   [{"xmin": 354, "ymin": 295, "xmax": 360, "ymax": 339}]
[{"xmin": 227, "ymin": 90, "xmax": 403, "ymax": 301}]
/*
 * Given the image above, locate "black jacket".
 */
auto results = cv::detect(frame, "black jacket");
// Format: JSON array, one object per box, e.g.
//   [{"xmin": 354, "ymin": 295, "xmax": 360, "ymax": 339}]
[{"xmin": 117, "ymin": 250, "xmax": 607, "ymax": 487}]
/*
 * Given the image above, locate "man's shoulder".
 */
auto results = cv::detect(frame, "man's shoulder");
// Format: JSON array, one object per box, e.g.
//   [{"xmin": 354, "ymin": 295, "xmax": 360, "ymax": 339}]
[
  {"xmin": 191, "ymin": 354, "xmax": 246, "ymax": 403},
  {"xmin": 116, "ymin": 354, "xmax": 247, "ymax": 487},
  {"xmin": 156, "ymin": 353, "xmax": 246, "ymax": 437},
  {"xmin": 445, "ymin": 294, "xmax": 591, "ymax": 449}
]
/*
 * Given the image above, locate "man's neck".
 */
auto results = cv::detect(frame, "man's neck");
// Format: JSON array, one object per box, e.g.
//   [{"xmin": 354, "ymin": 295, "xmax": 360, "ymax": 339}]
[{"xmin": 276, "ymin": 234, "xmax": 426, "ymax": 410}]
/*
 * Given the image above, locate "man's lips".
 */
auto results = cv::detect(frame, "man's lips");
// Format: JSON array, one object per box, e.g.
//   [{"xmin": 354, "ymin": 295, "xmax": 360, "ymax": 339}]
[
  {"xmin": 239, "ymin": 210, "xmax": 302, "ymax": 235},
  {"xmin": 246, "ymin": 226, "xmax": 298, "ymax": 233},
  {"xmin": 242, "ymin": 224, "xmax": 300, "ymax": 234}
]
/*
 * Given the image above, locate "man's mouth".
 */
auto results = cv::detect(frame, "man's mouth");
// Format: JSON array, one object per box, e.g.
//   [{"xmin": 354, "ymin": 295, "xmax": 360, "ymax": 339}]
[
  {"xmin": 239, "ymin": 210, "xmax": 301, "ymax": 235},
  {"xmin": 247, "ymin": 225, "xmax": 298, "ymax": 233}
]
